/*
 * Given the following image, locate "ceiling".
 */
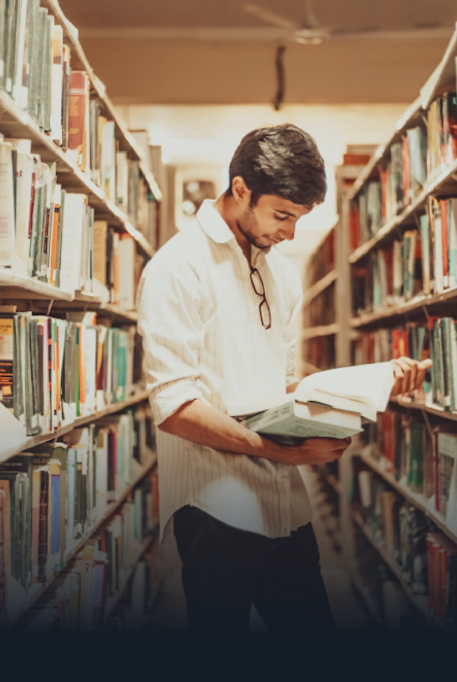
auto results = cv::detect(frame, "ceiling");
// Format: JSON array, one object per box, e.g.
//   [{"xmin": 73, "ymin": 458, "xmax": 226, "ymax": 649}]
[{"xmin": 58, "ymin": 0, "xmax": 457, "ymax": 105}]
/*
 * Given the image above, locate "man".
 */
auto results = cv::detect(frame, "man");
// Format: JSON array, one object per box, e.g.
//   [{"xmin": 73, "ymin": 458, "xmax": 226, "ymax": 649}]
[{"xmin": 137, "ymin": 123, "xmax": 430, "ymax": 634}]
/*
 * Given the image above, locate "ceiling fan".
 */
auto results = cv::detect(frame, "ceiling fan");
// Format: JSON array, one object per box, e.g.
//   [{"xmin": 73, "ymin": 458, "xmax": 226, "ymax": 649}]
[
  {"xmin": 82, "ymin": 0, "xmax": 450, "ymax": 42},
  {"xmin": 243, "ymin": 0, "xmax": 330, "ymax": 45},
  {"xmin": 242, "ymin": 0, "xmax": 450, "ymax": 44}
]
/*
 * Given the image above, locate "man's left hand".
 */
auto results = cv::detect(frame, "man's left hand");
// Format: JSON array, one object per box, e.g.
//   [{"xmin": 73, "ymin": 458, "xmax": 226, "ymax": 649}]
[{"xmin": 390, "ymin": 356, "xmax": 433, "ymax": 397}]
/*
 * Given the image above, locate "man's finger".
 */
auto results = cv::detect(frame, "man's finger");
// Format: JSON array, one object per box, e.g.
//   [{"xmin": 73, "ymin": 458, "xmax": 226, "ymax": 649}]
[
  {"xmin": 409, "ymin": 362, "xmax": 418, "ymax": 392},
  {"xmin": 416, "ymin": 359, "xmax": 432, "ymax": 389}
]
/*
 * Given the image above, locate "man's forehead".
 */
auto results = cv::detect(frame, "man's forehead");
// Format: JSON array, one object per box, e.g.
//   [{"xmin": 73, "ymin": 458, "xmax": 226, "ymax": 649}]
[{"xmin": 258, "ymin": 195, "xmax": 311, "ymax": 217}]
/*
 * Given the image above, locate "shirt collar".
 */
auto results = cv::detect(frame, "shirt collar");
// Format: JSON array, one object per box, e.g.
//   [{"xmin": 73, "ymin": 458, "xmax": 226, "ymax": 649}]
[
  {"xmin": 196, "ymin": 198, "xmax": 272, "ymax": 264},
  {"xmin": 196, "ymin": 200, "xmax": 235, "ymax": 244}
]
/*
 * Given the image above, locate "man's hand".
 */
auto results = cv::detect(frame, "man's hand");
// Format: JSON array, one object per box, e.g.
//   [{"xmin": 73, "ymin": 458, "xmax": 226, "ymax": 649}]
[
  {"xmin": 390, "ymin": 356, "xmax": 433, "ymax": 397},
  {"xmin": 263, "ymin": 437, "xmax": 351, "ymax": 467}
]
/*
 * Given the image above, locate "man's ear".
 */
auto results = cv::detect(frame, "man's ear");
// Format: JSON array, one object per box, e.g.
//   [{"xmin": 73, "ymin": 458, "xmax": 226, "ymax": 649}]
[{"xmin": 231, "ymin": 176, "xmax": 251, "ymax": 206}]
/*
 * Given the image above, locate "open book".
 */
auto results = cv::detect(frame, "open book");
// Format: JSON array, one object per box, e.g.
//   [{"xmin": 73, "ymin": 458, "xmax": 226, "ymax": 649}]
[{"xmin": 242, "ymin": 362, "xmax": 395, "ymax": 442}]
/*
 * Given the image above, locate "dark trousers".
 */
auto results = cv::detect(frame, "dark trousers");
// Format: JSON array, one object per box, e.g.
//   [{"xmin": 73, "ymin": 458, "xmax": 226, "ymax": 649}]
[{"xmin": 173, "ymin": 505, "xmax": 336, "ymax": 635}]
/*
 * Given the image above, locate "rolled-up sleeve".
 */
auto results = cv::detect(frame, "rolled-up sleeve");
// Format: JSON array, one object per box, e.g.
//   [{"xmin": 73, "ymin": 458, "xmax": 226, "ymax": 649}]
[{"xmin": 136, "ymin": 253, "xmax": 207, "ymax": 425}]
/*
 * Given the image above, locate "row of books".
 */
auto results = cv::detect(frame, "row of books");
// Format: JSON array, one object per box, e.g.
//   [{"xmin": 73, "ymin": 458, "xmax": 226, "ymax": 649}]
[
  {"xmin": 0, "ymin": 138, "xmax": 94, "ymax": 290},
  {"xmin": 303, "ymin": 283, "xmax": 335, "ymax": 328},
  {"xmin": 427, "ymin": 92, "xmax": 457, "ymax": 182},
  {"xmin": 364, "ymin": 411, "xmax": 457, "ymax": 532},
  {"xmin": 0, "ymin": 410, "xmax": 156, "ymax": 629},
  {"xmin": 21, "ymin": 469, "xmax": 159, "ymax": 633},
  {"xmin": 0, "ymin": 310, "xmax": 141, "ymax": 437},
  {"xmin": 68, "ymin": 72, "xmax": 155, "ymax": 229},
  {"xmin": 0, "ymin": 1, "xmax": 157, "ymax": 233},
  {"xmin": 355, "ymin": 467, "xmax": 428, "ymax": 595},
  {"xmin": 356, "ymin": 126, "xmax": 427, "ymax": 243},
  {"xmin": 352, "ymin": 93, "xmax": 457, "ymax": 249},
  {"xmin": 302, "ymin": 336, "xmax": 336, "ymax": 374},
  {"xmin": 353, "ymin": 197, "xmax": 457, "ymax": 315},
  {"xmin": 0, "ymin": 137, "xmax": 141, "ymax": 305},
  {"xmin": 353, "ymin": 315, "xmax": 457, "ymax": 412},
  {"xmin": 354, "ymin": 464, "xmax": 457, "ymax": 631},
  {"xmin": 353, "ymin": 324, "xmax": 427, "ymax": 367}
]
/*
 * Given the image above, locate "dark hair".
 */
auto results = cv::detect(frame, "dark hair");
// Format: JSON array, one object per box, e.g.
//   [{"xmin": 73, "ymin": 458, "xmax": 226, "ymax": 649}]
[{"xmin": 225, "ymin": 123, "xmax": 326, "ymax": 208}]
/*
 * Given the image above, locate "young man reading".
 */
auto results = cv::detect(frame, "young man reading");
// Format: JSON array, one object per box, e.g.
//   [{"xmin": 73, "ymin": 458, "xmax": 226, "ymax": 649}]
[{"xmin": 137, "ymin": 124, "xmax": 430, "ymax": 634}]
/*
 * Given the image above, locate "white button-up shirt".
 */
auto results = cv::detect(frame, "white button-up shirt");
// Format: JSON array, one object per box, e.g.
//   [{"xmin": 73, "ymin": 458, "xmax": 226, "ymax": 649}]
[{"xmin": 137, "ymin": 200, "xmax": 313, "ymax": 543}]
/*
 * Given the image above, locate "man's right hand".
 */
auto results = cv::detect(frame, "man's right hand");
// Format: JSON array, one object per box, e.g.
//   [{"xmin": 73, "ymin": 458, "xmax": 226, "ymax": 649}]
[
  {"xmin": 159, "ymin": 399, "xmax": 352, "ymax": 467},
  {"xmin": 261, "ymin": 436, "xmax": 352, "ymax": 467}
]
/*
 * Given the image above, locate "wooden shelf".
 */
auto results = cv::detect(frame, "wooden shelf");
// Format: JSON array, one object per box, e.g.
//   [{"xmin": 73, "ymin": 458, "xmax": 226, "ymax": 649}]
[
  {"xmin": 9, "ymin": 456, "xmax": 158, "ymax": 631},
  {"xmin": 40, "ymin": 0, "xmax": 162, "ymax": 203},
  {"xmin": 0, "ymin": 389, "xmax": 151, "ymax": 465},
  {"xmin": 303, "ymin": 270, "xmax": 338, "ymax": 309},
  {"xmin": 348, "ymin": 97, "xmax": 422, "ymax": 201},
  {"xmin": 301, "ymin": 324, "xmax": 339, "ymax": 341},
  {"xmin": 0, "ymin": 88, "xmax": 154, "ymax": 259},
  {"xmin": 351, "ymin": 508, "xmax": 430, "ymax": 626},
  {"xmin": 351, "ymin": 285, "xmax": 457, "ymax": 327},
  {"xmin": 0, "ymin": 272, "xmax": 139, "ymax": 322},
  {"xmin": 390, "ymin": 395, "xmax": 457, "ymax": 423},
  {"xmin": 358, "ymin": 447, "xmax": 457, "ymax": 546}
]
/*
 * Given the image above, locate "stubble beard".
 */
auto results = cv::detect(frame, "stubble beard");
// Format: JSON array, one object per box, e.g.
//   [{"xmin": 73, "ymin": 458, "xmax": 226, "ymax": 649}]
[{"xmin": 237, "ymin": 207, "xmax": 270, "ymax": 251}]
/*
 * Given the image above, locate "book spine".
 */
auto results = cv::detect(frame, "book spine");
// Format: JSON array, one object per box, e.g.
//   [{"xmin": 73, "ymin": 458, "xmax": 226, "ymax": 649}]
[{"xmin": 37, "ymin": 468, "xmax": 49, "ymax": 583}]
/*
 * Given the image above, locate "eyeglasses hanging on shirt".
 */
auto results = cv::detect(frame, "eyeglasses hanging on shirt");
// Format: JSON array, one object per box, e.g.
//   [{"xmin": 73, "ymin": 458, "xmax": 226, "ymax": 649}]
[{"xmin": 250, "ymin": 266, "xmax": 271, "ymax": 330}]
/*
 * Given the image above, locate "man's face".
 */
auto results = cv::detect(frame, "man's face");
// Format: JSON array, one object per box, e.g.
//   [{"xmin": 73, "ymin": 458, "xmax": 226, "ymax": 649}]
[{"xmin": 236, "ymin": 194, "xmax": 311, "ymax": 250}]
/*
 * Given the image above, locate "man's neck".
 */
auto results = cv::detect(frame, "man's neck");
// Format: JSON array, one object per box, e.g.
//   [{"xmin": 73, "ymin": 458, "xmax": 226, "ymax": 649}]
[{"xmin": 214, "ymin": 194, "xmax": 251, "ymax": 264}]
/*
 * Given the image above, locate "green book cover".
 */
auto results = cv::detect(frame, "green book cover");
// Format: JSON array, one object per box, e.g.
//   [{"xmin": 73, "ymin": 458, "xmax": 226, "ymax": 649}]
[
  {"xmin": 450, "ymin": 321, "xmax": 457, "ymax": 413},
  {"xmin": 432, "ymin": 319, "xmax": 444, "ymax": 407},
  {"xmin": 4, "ymin": 0, "xmax": 18, "ymax": 96},
  {"xmin": 420, "ymin": 213, "xmax": 430, "ymax": 295},
  {"xmin": 440, "ymin": 317, "xmax": 453, "ymax": 410},
  {"xmin": 36, "ymin": 7, "xmax": 47, "ymax": 129},
  {"xmin": 42, "ymin": 13, "xmax": 52, "ymax": 133},
  {"xmin": 0, "ymin": 455, "xmax": 32, "ymax": 589},
  {"xmin": 243, "ymin": 400, "xmax": 361, "ymax": 441},
  {"xmin": 29, "ymin": 317, "xmax": 42, "ymax": 429},
  {"xmin": 408, "ymin": 421, "xmax": 424, "ymax": 493},
  {"xmin": 13, "ymin": 314, "xmax": 23, "ymax": 424},
  {"xmin": 27, "ymin": 0, "xmax": 40, "ymax": 120},
  {"xmin": 75, "ymin": 325, "xmax": 80, "ymax": 417}
]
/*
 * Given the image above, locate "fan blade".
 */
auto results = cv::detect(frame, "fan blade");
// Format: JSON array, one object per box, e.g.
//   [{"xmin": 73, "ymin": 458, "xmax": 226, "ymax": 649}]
[
  {"xmin": 302, "ymin": 0, "xmax": 320, "ymax": 30},
  {"xmin": 329, "ymin": 26, "xmax": 452, "ymax": 41},
  {"xmin": 243, "ymin": 4, "xmax": 297, "ymax": 31}
]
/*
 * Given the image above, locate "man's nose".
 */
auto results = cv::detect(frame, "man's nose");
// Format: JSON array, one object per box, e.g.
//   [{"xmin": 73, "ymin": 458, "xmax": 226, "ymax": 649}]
[{"xmin": 279, "ymin": 224, "xmax": 295, "ymax": 241}]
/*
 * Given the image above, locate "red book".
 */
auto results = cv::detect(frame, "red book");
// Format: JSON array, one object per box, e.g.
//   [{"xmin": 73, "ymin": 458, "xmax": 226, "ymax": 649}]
[
  {"xmin": 383, "ymin": 411, "xmax": 394, "ymax": 473},
  {"xmin": 69, "ymin": 71, "xmax": 88, "ymax": 170},
  {"xmin": 349, "ymin": 204, "xmax": 360, "ymax": 252},
  {"xmin": 402, "ymin": 134, "xmax": 411, "ymax": 207},
  {"xmin": 380, "ymin": 167, "xmax": 389, "ymax": 220},
  {"xmin": 391, "ymin": 329, "xmax": 401, "ymax": 359}
]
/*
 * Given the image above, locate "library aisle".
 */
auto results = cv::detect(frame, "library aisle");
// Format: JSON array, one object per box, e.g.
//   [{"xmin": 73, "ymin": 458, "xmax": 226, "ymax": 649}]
[{"xmin": 147, "ymin": 466, "xmax": 372, "ymax": 635}]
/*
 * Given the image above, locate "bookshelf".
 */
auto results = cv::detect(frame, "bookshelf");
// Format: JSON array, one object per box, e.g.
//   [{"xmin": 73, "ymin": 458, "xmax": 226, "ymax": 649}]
[
  {"xmin": 0, "ymin": 0, "xmax": 163, "ymax": 632},
  {"xmin": 9, "ymin": 457, "xmax": 157, "ymax": 631},
  {"xmin": 307, "ymin": 25, "xmax": 457, "ymax": 632},
  {"xmin": 301, "ymin": 147, "xmax": 376, "ymax": 378}
]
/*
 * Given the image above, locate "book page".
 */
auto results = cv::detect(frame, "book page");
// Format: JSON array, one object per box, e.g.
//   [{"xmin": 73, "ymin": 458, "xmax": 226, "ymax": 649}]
[{"xmin": 295, "ymin": 362, "xmax": 395, "ymax": 419}]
